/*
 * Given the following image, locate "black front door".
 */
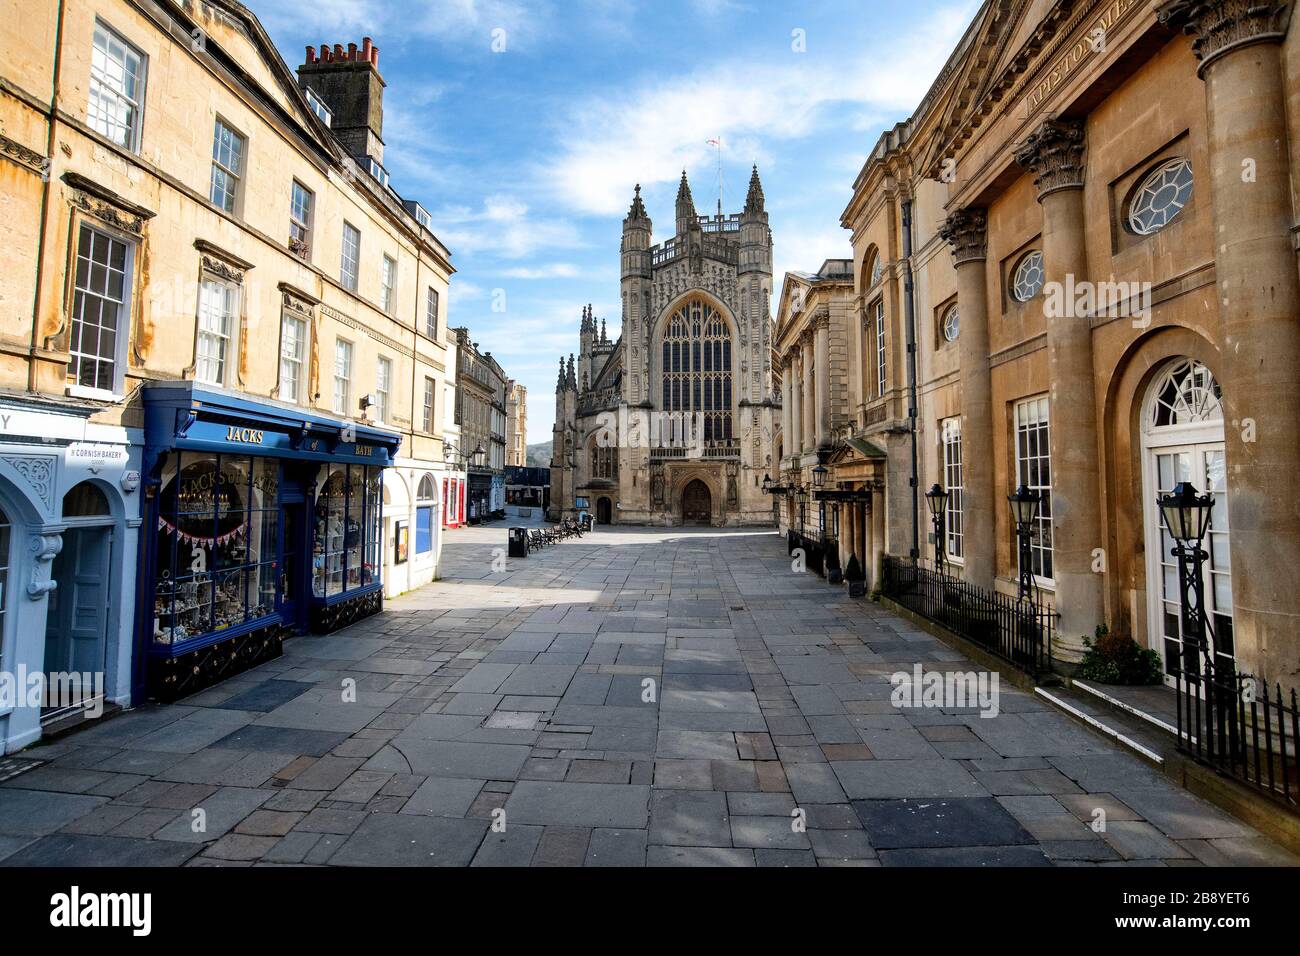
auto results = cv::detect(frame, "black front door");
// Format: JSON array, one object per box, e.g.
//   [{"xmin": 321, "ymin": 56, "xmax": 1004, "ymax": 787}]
[{"xmin": 278, "ymin": 474, "xmax": 309, "ymax": 633}]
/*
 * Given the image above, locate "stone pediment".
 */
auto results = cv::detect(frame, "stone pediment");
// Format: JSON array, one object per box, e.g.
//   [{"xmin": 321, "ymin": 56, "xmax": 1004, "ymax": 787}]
[{"xmin": 921, "ymin": 0, "xmax": 1148, "ymax": 179}]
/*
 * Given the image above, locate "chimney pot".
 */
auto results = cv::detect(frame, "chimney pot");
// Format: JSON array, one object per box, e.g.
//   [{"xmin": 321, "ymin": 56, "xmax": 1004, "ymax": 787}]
[
  {"xmin": 362, "ymin": 37, "xmax": 372, "ymax": 59},
  {"xmin": 371, "ymin": 46, "xmax": 380, "ymax": 67},
  {"xmin": 305, "ymin": 45, "xmax": 315, "ymax": 63},
  {"xmin": 334, "ymin": 43, "xmax": 344, "ymax": 60},
  {"xmin": 348, "ymin": 42, "xmax": 358, "ymax": 60}
]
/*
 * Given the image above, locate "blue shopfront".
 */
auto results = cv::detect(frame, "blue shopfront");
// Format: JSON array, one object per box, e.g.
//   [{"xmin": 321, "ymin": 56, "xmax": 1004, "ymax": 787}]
[{"xmin": 137, "ymin": 384, "xmax": 400, "ymax": 702}]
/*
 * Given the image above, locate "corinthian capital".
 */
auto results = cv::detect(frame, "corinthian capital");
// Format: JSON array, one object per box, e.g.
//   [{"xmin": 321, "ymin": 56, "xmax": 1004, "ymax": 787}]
[
  {"xmin": 939, "ymin": 208, "xmax": 988, "ymax": 266},
  {"xmin": 1014, "ymin": 117, "xmax": 1086, "ymax": 201},
  {"xmin": 1158, "ymin": 0, "xmax": 1292, "ymax": 75}
]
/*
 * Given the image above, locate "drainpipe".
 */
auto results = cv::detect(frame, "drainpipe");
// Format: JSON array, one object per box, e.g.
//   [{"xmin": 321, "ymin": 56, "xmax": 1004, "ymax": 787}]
[
  {"xmin": 29, "ymin": 0, "xmax": 68, "ymax": 392},
  {"xmin": 901, "ymin": 198, "xmax": 920, "ymax": 563}
]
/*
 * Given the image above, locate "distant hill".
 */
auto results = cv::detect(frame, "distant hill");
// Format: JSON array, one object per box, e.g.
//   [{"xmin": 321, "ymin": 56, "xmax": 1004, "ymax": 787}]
[{"xmin": 526, "ymin": 442, "xmax": 552, "ymax": 469}]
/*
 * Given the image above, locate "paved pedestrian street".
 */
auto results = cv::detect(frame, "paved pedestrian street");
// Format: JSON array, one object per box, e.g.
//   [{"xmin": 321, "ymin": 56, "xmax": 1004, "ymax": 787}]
[{"xmin": 1, "ymin": 525, "xmax": 1295, "ymax": 868}]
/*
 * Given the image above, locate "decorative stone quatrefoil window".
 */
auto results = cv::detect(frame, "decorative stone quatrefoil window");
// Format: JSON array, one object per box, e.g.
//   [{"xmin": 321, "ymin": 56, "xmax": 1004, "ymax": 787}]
[
  {"xmin": 1128, "ymin": 157, "xmax": 1193, "ymax": 236},
  {"xmin": 1011, "ymin": 250, "xmax": 1044, "ymax": 302}
]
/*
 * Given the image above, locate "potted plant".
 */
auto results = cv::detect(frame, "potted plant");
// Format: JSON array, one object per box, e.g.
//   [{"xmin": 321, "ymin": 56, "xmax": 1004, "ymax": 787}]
[
  {"xmin": 845, "ymin": 554, "xmax": 866, "ymax": 597},
  {"xmin": 825, "ymin": 545, "xmax": 843, "ymax": 585}
]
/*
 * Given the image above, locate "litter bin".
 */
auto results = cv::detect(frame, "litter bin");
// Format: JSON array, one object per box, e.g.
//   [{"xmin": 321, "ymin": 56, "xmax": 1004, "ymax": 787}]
[
  {"xmin": 581, "ymin": 513, "xmax": 594, "ymax": 532},
  {"xmin": 508, "ymin": 527, "xmax": 528, "ymax": 558}
]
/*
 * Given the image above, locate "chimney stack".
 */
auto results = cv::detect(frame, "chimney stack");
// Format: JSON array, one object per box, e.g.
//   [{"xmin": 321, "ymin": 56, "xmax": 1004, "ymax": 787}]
[{"xmin": 297, "ymin": 36, "xmax": 387, "ymax": 165}]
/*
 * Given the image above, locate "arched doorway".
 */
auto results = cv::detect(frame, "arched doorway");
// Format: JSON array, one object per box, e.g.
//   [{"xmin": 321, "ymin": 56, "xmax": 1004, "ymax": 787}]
[
  {"xmin": 596, "ymin": 497, "xmax": 612, "ymax": 525},
  {"xmin": 1140, "ymin": 358, "xmax": 1232, "ymax": 684},
  {"xmin": 681, "ymin": 479, "xmax": 711, "ymax": 525},
  {"xmin": 45, "ymin": 481, "xmax": 114, "ymax": 716}
]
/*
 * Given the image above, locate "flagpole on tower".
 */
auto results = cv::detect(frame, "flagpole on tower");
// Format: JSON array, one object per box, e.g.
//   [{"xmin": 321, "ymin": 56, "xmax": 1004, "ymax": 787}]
[{"xmin": 707, "ymin": 137, "xmax": 723, "ymax": 219}]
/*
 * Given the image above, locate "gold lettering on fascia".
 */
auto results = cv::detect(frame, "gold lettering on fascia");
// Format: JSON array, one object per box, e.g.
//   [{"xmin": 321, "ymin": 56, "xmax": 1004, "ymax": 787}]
[
  {"xmin": 356, "ymin": 445, "xmax": 374, "ymax": 457},
  {"xmin": 1025, "ymin": 0, "xmax": 1138, "ymax": 113},
  {"xmin": 226, "ymin": 426, "xmax": 265, "ymax": 445}
]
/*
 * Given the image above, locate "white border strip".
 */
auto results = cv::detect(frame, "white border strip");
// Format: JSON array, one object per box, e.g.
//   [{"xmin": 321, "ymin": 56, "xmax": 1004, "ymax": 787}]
[
  {"xmin": 1035, "ymin": 687, "xmax": 1165, "ymax": 765},
  {"xmin": 1072, "ymin": 679, "xmax": 1192, "ymax": 742}
]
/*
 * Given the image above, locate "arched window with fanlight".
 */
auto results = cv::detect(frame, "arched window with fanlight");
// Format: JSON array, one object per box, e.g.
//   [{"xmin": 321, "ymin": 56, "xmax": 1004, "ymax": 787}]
[
  {"xmin": 1141, "ymin": 358, "xmax": 1231, "ymax": 683},
  {"xmin": 660, "ymin": 297, "xmax": 733, "ymax": 444}
]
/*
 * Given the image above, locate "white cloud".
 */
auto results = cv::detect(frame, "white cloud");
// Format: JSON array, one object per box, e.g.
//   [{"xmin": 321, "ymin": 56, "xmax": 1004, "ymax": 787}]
[
  {"xmin": 543, "ymin": 2, "xmax": 977, "ymax": 216},
  {"xmin": 496, "ymin": 263, "xmax": 582, "ymax": 279},
  {"xmin": 257, "ymin": 0, "xmax": 550, "ymax": 51},
  {"xmin": 431, "ymin": 195, "xmax": 586, "ymax": 259}
]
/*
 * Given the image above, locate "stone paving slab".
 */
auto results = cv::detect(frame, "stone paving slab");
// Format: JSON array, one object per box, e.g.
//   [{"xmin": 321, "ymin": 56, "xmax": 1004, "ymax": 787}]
[{"xmin": 1, "ymin": 524, "xmax": 1294, "ymax": 867}]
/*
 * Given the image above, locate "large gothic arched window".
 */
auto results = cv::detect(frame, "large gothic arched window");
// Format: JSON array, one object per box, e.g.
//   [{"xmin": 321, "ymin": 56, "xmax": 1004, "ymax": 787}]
[{"xmin": 661, "ymin": 298, "xmax": 733, "ymax": 443}]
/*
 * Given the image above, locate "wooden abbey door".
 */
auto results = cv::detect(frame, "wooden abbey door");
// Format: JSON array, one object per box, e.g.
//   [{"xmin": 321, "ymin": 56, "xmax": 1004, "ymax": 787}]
[{"xmin": 682, "ymin": 480, "xmax": 711, "ymax": 525}]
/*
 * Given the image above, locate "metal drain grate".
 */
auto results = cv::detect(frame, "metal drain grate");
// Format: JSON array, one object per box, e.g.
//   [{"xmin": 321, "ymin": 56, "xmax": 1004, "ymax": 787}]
[{"xmin": 0, "ymin": 757, "xmax": 45, "ymax": 783}]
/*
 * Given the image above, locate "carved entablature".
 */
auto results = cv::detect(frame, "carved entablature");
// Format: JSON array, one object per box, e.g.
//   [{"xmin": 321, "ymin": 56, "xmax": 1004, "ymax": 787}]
[
  {"xmin": 279, "ymin": 282, "xmax": 318, "ymax": 318},
  {"xmin": 64, "ymin": 172, "xmax": 155, "ymax": 235},
  {"xmin": 1, "ymin": 132, "xmax": 48, "ymax": 176},
  {"xmin": 1158, "ymin": 0, "xmax": 1292, "ymax": 75},
  {"xmin": 195, "ymin": 239, "xmax": 255, "ymax": 284},
  {"xmin": 1014, "ymin": 117, "xmax": 1086, "ymax": 201}
]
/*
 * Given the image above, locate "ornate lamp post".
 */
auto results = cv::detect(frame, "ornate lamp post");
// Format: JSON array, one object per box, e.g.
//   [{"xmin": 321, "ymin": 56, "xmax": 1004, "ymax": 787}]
[
  {"xmin": 1157, "ymin": 481, "xmax": 1216, "ymax": 670},
  {"xmin": 1008, "ymin": 485, "xmax": 1042, "ymax": 603},
  {"xmin": 924, "ymin": 483, "xmax": 949, "ymax": 575},
  {"xmin": 762, "ymin": 473, "xmax": 773, "ymax": 495}
]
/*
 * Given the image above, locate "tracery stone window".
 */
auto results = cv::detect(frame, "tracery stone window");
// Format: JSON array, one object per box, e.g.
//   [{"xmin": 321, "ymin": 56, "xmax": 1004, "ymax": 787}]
[
  {"xmin": 941, "ymin": 303, "xmax": 960, "ymax": 343},
  {"xmin": 1011, "ymin": 250, "xmax": 1044, "ymax": 302},
  {"xmin": 589, "ymin": 442, "xmax": 618, "ymax": 480},
  {"xmin": 660, "ymin": 297, "xmax": 733, "ymax": 443},
  {"xmin": 1128, "ymin": 158, "xmax": 1193, "ymax": 236}
]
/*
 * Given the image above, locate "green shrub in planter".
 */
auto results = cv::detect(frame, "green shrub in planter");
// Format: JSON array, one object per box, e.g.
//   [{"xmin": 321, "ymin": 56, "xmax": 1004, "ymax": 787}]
[{"xmin": 1079, "ymin": 625, "xmax": 1163, "ymax": 686}]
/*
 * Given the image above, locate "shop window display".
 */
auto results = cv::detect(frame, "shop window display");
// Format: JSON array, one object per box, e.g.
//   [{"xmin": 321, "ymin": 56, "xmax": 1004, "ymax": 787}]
[
  {"xmin": 312, "ymin": 463, "xmax": 382, "ymax": 598},
  {"xmin": 153, "ymin": 453, "xmax": 279, "ymax": 647}
]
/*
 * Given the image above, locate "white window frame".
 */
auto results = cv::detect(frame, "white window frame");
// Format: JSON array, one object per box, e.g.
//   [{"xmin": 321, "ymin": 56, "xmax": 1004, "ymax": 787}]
[
  {"xmin": 333, "ymin": 338, "xmax": 353, "ymax": 415},
  {"xmin": 942, "ymin": 417, "xmax": 964, "ymax": 562},
  {"xmin": 88, "ymin": 20, "xmax": 146, "ymax": 152},
  {"xmin": 195, "ymin": 275, "xmax": 240, "ymax": 386},
  {"xmin": 290, "ymin": 180, "xmax": 314, "ymax": 259},
  {"xmin": 1013, "ymin": 396, "xmax": 1054, "ymax": 586},
  {"xmin": 375, "ymin": 356, "xmax": 392, "ymax": 424},
  {"xmin": 210, "ymin": 118, "xmax": 246, "ymax": 215},
  {"xmin": 381, "ymin": 254, "xmax": 397, "ymax": 314},
  {"xmin": 873, "ymin": 298, "xmax": 886, "ymax": 399},
  {"xmin": 341, "ymin": 222, "xmax": 361, "ymax": 292},
  {"xmin": 423, "ymin": 376, "xmax": 436, "ymax": 433},
  {"xmin": 279, "ymin": 312, "xmax": 307, "ymax": 404},
  {"xmin": 67, "ymin": 222, "xmax": 135, "ymax": 399},
  {"xmin": 425, "ymin": 286, "xmax": 440, "ymax": 339}
]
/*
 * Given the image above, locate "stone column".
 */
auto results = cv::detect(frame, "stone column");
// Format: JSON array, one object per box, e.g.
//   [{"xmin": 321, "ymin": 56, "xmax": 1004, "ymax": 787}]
[
  {"xmin": 814, "ymin": 316, "xmax": 830, "ymax": 448},
  {"xmin": 1015, "ymin": 118, "xmax": 1104, "ymax": 660},
  {"xmin": 1159, "ymin": 0, "xmax": 1300, "ymax": 682},
  {"xmin": 789, "ymin": 351, "xmax": 803, "ymax": 460},
  {"xmin": 939, "ymin": 209, "xmax": 996, "ymax": 590},
  {"xmin": 800, "ymin": 333, "xmax": 815, "ymax": 454},
  {"xmin": 781, "ymin": 359, "xmax": 793, "ymax": 462}
]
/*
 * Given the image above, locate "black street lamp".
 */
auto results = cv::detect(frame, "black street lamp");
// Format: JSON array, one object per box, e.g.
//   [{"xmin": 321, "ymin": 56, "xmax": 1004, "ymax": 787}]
[
  {"xmin": 811, "ymin": 463, "xmax": 828, "ymax": 488},
  {"xmin": 1008, "ymin": 484, "xmax": 1041, "ymax": 603},
  {"xmin": 1158, "ymin": 481, "xmax": 1216, "ymax": 670},
  {"xmin": 762, "ymin": 473, "xmax": 773, "ymax": 495},
  {"xmin": 925, "ymin": 483, "xmax": 949, "ymax": 574}
]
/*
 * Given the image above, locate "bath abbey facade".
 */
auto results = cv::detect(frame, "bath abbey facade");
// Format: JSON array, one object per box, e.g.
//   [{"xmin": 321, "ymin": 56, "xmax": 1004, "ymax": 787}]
[{"xmin": 550, "ymin": 170, "xmax": 778, "ymax": 526}]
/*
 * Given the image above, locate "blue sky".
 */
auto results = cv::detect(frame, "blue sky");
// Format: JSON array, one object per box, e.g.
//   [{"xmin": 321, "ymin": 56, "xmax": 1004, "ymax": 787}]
[{"xmin": 256, "ymin": 0, "xmax": 980, "ymax": 443}]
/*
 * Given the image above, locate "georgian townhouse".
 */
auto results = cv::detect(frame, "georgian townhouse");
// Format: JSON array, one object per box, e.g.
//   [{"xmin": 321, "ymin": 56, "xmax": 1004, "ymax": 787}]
[{"xmin": 0, "ymin": 0, "xmax": 459, "ymax": 750}]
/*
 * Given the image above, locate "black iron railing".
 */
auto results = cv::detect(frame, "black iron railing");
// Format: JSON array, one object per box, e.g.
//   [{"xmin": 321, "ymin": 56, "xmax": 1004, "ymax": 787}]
[
  {"xmin": 881, "ymin": 556, "xmax": 1053, "ymax": 678},
  {"xmin": 787, "ymin": 530, "xmax": 825, "ymax": 576},
  {"xmin": 1175, "ymin": 655, "xmax": 1299, "ymax": 809}
]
